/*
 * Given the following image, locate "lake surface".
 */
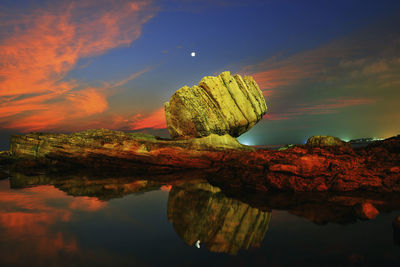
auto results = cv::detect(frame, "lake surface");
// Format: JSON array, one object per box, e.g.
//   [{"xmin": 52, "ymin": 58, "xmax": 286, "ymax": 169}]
[{"xmin": 0, "ymin": 172, "xmax": 399, "ymax": 266}]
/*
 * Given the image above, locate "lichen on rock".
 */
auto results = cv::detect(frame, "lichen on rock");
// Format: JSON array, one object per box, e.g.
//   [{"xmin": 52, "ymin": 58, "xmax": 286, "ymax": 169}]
[{"xmin": 165, "ymin": 71, "xmax": 267, "ymax": 139}]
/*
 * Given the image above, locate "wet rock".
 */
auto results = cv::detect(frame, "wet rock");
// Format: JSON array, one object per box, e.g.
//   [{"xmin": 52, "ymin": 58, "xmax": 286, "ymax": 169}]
[
  {"xmin": 209, "ymin": 135, "xmax": 400, "ymax": 192},
  {"xmin": 165, "ymin": 71, "xmax": 267, "ymax": 138},
  {"xmin": 167, "ymin": 182, "xmax": 271, "ymax": 255},
  {"xmin": 354, "ymin": 202, "xmax": 379, "ymax": 220}
]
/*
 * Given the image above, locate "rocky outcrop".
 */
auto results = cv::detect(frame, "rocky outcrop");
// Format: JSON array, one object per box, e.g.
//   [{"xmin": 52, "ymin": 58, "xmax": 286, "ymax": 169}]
[
  {"xmin": 8, "ymin": 129, "xmax": 252, "ymax": 173},
  {"xmin": 207, "ymin": 135, "xmax": 400, "ymax": 193},
  {"xmin": 165, "ymin": 71, "xmax": 267, "ymax": 138},
  {"xmin": 4, "ymin": 130, "xmax": 400, "ymax": 193},
  {"xmin": 306, "ymin": 135, "xmax": 350, "ymax": 148},
  {"xmin": 167, "ymin": 182, "xmax": 271, "ymax": 255}
]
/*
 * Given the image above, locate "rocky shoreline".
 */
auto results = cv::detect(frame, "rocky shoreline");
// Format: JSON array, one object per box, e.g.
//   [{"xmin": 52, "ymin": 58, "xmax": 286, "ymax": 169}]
[{"xmin": 1, "ymin": 129, "xmax": 399, "ymax": 193}]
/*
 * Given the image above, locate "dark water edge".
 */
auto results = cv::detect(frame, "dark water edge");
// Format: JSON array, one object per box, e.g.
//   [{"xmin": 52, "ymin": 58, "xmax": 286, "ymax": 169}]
[{"xmin": 0, "ymin": 170, "xmax": 399, "ymax": 267}]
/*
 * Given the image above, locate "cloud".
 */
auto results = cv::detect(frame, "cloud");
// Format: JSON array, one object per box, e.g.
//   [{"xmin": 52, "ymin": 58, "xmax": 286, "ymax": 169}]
[
  {"xmin": 240, "ymin": 19, "xmax": 400, "ymax": 129},
  {"xmin": 109, "ymin": 66, "xmax": 153, "ymax": 89},
  {"xmin": 251, "ymin": 66, "xmax": 306, "ymax": 97},
  {"xmin": 130, "ymin": 107, "xmax": 167, "ymax": 130},
  {"xmin": 242, "ymin": 23, "xmax": 400, "ymax": 98},
  {"xmin": 0, "ymin": 0, "xmax": 158, "ymax": 132}
]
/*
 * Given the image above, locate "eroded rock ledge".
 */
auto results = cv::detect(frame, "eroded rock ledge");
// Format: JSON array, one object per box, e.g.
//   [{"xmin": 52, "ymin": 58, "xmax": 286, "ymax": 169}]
[
  {"xmin": 7, "ymin": 129, "xmax": 252, "ymax": 172},
  {"xmin": 3, "ymin": 130, "xmax": 400, "ymax": 193}
]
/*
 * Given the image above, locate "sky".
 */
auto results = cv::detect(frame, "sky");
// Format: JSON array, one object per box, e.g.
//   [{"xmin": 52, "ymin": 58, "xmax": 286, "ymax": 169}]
[{"xmin": 0, "ymin": 0, "xmax": 399, "ymax": 148}]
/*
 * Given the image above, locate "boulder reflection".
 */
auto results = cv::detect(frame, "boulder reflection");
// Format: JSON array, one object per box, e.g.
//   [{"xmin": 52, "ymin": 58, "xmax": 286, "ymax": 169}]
[{"xmin": 167, "ymin": 182, "xmax": 271, "ymax": 255}]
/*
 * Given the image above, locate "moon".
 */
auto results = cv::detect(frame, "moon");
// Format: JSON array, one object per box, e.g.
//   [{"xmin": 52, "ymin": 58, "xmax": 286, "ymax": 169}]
[{"xmin": 191, "ymin": 52, "xmax": 196, "ymax": 57}]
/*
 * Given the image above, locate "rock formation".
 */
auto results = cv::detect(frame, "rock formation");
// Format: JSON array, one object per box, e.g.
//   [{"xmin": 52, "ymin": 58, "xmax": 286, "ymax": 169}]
[
  {"xmin": 207, "ymin": 135, "xmax": 400, "ymax": 193},
  {"xmin": 306, "ymin": 135, "xmax": 350, "ymax": 148},
  {"xmin": 167, "ymin": 182, "xmax": 271, "ymax": 255},
  {"xmin": 8, "ymin": 129, "xmax": 252, "ymax": 173},
  {"xmin": 3, "ymin": 129, "xmax": 400, "ymax": 193},
  {"xmin": 165, "ymin": 71, "xmax": 267, "ymax": 138}
]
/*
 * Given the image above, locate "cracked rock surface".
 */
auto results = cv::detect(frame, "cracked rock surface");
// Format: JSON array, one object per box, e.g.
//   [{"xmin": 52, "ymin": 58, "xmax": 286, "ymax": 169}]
[{"xmin": 165, "ymin": 71, "xmax": 267, "ymax": 138}]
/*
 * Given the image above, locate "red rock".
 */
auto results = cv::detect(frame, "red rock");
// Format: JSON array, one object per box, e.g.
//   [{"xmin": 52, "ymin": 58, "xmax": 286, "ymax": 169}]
[
  {"xmin": 269, "ymin": 164, "xmax": 298, "ymax": 173},
  {"xmin": 4, "ymin": 130, "xmax": 400, "ymax": 193},
  {"xmin": 390, "ymin": 166, "xmax": 400, "ymax": 173},
  {"xmin": 354, "ymin": 202, "xmax": 379, "ymax": 220}
]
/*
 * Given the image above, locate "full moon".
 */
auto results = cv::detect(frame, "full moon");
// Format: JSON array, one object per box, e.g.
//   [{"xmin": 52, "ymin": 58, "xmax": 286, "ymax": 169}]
[{"xmin": 191, "ymin": 52, "xmax": 196, "ymax": 57}]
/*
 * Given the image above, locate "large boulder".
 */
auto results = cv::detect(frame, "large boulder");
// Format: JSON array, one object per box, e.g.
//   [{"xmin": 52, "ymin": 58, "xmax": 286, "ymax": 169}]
[{"xmin": 165, "ymin": 71, "xmax": 267, "ymax": 139}]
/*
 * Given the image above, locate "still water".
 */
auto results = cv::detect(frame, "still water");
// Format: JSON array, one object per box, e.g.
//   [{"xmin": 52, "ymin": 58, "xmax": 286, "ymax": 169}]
[{"xmin": 0, "ymin": 172, "xmax": 399, "ymax": 266}]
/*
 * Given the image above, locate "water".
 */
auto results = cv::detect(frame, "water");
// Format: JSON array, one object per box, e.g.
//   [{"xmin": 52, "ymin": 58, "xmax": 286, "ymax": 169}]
[{"xmin": 0, "ymin": 173, "xmax": 399, "ymax": 266}]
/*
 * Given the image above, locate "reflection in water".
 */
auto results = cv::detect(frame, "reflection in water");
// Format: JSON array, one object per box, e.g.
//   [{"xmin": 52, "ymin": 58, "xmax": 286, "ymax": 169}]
[
  {"xmin": 9, "ymin": 172, "xmax": 163, "ymax": 200},
  {"xmin": 0, "ymin": 181, "xmax": 102, "ymax": 265},
  {"xmin": 0, "ymin": 170, "xmax": 399, "ymax": 266},
  {"xmin": 167, "ymin": 182, "xmax": 271, "ymax": 255},
  {"xmin": 394, "ymin": 217, "xmax": 400, "ymax": 246}
]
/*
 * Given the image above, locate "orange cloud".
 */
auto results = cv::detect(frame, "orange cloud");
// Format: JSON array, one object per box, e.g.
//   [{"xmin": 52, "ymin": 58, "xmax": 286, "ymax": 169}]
[
  {"xmin": 0, "ymin": 0, "xmax": 157, "ymax": 132},
  {"xmin": 251, "ymin": 66, "xmax": 306, "ymax": 92},
  {"xmin": 130, "ymin": 107, "xmax": 167, "ymax": 130}
]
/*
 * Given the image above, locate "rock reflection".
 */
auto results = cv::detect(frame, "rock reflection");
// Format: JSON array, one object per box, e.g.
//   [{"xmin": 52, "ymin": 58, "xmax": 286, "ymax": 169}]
[
  {"xmin": 6, "ymin": 170, "xmax": 400, "ymax": 253},
  {"xmin": 167, "ymin": 182, "xmax": 271, "ymax": 255},
  {"xmin": 219, "ymin": 189, "xmax": 400, "ymax": 225},
  {"xmin": 9, "ymin": 171, "xmax": 200, "ymax": 200},
  {"xmin": 394, "ymin": 216, "xmax": 400, "ymax": 246}
]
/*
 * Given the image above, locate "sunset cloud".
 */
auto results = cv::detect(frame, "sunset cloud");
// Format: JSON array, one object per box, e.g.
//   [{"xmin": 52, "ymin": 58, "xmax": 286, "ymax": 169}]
[
  {"xmin": 130, "ymin": 107, "xmax": 167, "ymax": 130},
  {"xmin": 0, "ymin": 0, "xmax": 158, "ymax": 132}
]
